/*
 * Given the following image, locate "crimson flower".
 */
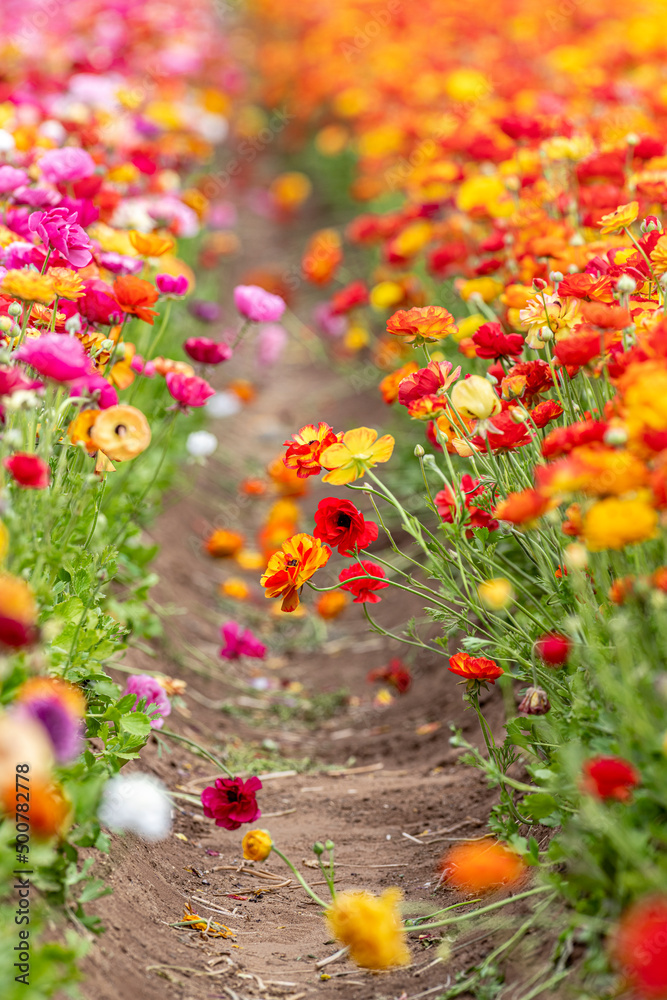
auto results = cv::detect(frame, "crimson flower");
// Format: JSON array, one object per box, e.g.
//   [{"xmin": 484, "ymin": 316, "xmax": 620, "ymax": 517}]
[
  {"xmin": 184, "ymin": 337, "xmax": 233, "ymax": 365},
  {"xmin": 472, "ymin": 410, "xmax": 532, "ymax": 452},
  {"xmin": 448, "ymin": 652, "xmax": 504, "ymax": 684},
  {"xmin": 472, "ymin": 322, "xmax": 524, "ymax": 360},
  {"xmin": 581, "ymin": 755, "xmax": 639, "ymax": 801},
  {"xmin": 329, "ymin": 280, "xmax": 368, "ymax": 315},
  {"xmin": 4, "ymin": 453, "xmax": 50, "ymax": 489},
  {"xmin": 220, "ymin": 622, "xmax": 266, "ymax": 660},
  {"xmin": 434, "ymin": 474, "xmax": 498, "ymax": 537},
  {"xmin": 313, "ymin": 497, "xmax": 378, "ymax": 555},
  {"xmin": 201, "ymin": 775, "xmax": 262, "ymax": 830},
  {"xmin": 530, "ymin": 399, "xmax": 563, "ymax": 429},
  {"xmin": 535, "ymin": 633, "xmax": 570, "ymax": 666},
  {"xmin": 367, "ymin": 658, "xmax": 412, "ymax": 694},
  {"xmin": 612, "ymin": 896, "xmax": 667, "ymax": 999},
  {"xmin": 339, "ymin": 560, "xmax": 388, "ymax": 603},
  {"xmin": 397, "ymin": 360, "xmax": 460, "ymax": 407}
]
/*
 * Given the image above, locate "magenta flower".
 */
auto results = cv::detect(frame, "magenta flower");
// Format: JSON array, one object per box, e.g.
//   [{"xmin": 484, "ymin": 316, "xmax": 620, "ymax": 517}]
[
  {"xmin": 201, "ymin": 775, "xmax": 262, "ymax": 830},
  {"xmin": 37, "ymin": 147, "xmax": 96, "ymax": 185},
  {"xmin": 165, "ymin": 371, "xmax": 215, "ymax": 410},
  {"xmin": 184, "ymin": 337, "xmax": 232, "ymax": 365},
  {"xmin": 0, "ymin": 166, "xmax": 28, "ymax": 194},
  {"xmin": 122, "ymin": 675, "xmax": 171, "ymax": 730},
  {"xmin": 28, "ymin": 207, "xmax": 93, "ymax": 268},
  {"xmin": 15, "ymin": 333, "xmax": 93, "ymax": 382},
  {"xmin": 220, "ymin": 622, "xmax": 267, "ymax": 660},
  {"xmin": 69, "ymin": 373, "xmax": 118, "ymax": 409},
  {"xmin": 156, "ymin": 273, "xmax": 189, "ymax": 297},
  {"xmin": 14, "ymin": 700, "xmax": 84, "ymax": 763},
  {"xmin": 256, "ymin": 324, "xmax": 287, "ymax": 366},
  {"xmin": 0, "ymin": 366, "xmax": 42, "ymax": 396},
  {"xmin": 79, "ymin": 279, "xmax": 122, "ymax": 326},
  {"xmin": 233, "ymin": 284, "xmax": 286, "ymax": 323},
  {"xmin": 98, "ymin": 252, "xmax": 143, "ymax": 276}
]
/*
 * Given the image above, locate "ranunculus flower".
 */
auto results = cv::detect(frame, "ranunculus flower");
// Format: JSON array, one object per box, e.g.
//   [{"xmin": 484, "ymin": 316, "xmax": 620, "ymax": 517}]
[
  {"xmin": 220, "ymin": 622, "xmax": 266, "ymax": 660},
  {"xmin": 339, "ymin": 560, "xmax": 388, "ymax": 604},
  {"xmin": 325, "ymin": 889, "xmax": 410, "ymax": 970},
  {"xmin": 448, "ymin": 652, "xmax": 504, "ymax": 683},
  {"xmin": 14, "ymin": 677, "xmax": 85, "ymax": 763},
  {"xmin": 201, "ymin": 775, "xmax": 262, "ymax": 830},
  {"xmin": 69, "ymin": 373, "xmax": 118, "ymax": 410},
  {"xmin": 28, "ymin": 207, "xmax": 93, "ymax": 268},
  {"xmin": 367, "ymin": 658, "xmax": 412, "ymax": 694},
  {"xmin": 397, "ymin": 360, "xmax": 460, "ymax": 406},
  {"xmin": 283, "ymin": 423, "xmax": 340, "ymax": 478},
  {"xmin": 156, "ymin": 273, "xmax": 189, "ymax": 296},
  {"xmin": 438, "ymin": 840, "xmax": 526, "ymax": 894},
  {"xmin": 233, "ymin": 284, "xmax": 286, "ymax": 322},
  {"xmin": 472, "ymin": 322, "xmax": 524, "ymax": 360},
  {"xmin": 79, "ymin": 279, "xmax": 122, "ymax": 325},
  {"xmin": 313, "ymin": 497, "xmax": 378, "ymax": 555},
  {"xmin": 242, "ymin": 829, "xmax": 273, "ymax": 861},
  {"xmin": 37, "ymin": 147, "xmax": 96, "ymax": 185},
  {"xmin": 581, "ymin": 755, "xmax": 639, "ymax": 801},
  {"xmin": 183, "ymin": 337, "xmax": 232, "ymax": 365},
  {"xmin": 165, "ymin": 371, "xmax": 215, "ymax": 409},
  {"xmin": 320, "ymin": 427, "xmax": 394, "ymax": 485},
  {"xmin": 0, "ymin": 165, "xmax": 28, "ymax": 193},
  {"xmin": 122, "ymin": 674, "xmax": 171, "ymax": 730},
  {"xmin": 451, "ymin": 374, "xmax": 502, "ymax": 422},
  {"xmin": 535, "ymin": 632, "xmax": 571, "ymax": 666},
  {"xmin": 15, "ymin": 333, "xmax": 93, "ymax": 381},
  {"xmin": 256, "ymin": 323, "xmax": 287, "ymax": 366},
  {"xmin": 4, "ymin": 453, "xmax": 50, "ymax": 489},
  {"xmin": 611, "ymin": 896, "xmax": 667, "ymax": 999},
  {"xmin": 113, "ymin": 276, "xmax": 159, "ymax": 324}
]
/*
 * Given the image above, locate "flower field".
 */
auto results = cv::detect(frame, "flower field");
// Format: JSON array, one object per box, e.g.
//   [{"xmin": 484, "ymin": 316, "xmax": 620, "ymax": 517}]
[{"xmin": 5, "ymin": 0, "xmax": 667, "ymax": 997}]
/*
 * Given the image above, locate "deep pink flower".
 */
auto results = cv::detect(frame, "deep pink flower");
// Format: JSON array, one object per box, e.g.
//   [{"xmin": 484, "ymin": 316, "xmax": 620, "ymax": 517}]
[
  {"xmin": 220, "ymin": 622, "xmax": 266, "ymax": 660},
  {"xmin": 165, "ymin": 371, "xmax": 215, "ymax": 409},
  {"xmin": 0, "ymin": 366, "xmax": 42, "ymax": 397},
  {"xmin": 183, "ymin": 337, "xmax": 232, "ymax": 365},
  {"xmin": 535, "ymin": 633, "xmax": 571, "ymax": 666},
  {"xmin": 0, "ymin": 166, "xmax": 28, "ymax": 194},
  {"xmin": 37, "ymin": 147, "xmax": 96, "ymax": 185},
  {"xmin": 233, "ymin": 284, "xmax": 286, "ymax": 322},
  {"xmin": 28, "ymin": 208, "xmax": 93, "ymax": 268},
  {"xmin": 256, "ymin": 324, "xmax": 287, "ymax": 366},
  {"xmin": 4, "ymin": 453, "xmax": 50, "ymax": 489},
  {"xmin": 201, "ymin": 775, "xmax": 262, "ymax": 830},
  {"xmin": 122, "ymin": 675, "xmax": 171, "ymax": 730},
  {"xmin": 15, "ymin": 333, "xmax": 93, "ymax": 381},
  {"xmin": 156, "ymin": 273, "xmax": 189, "ymax": 296},
  {"xmin": 69, "ymin": 373, "xmax": 118, "ymax": 409},
  {"xmin": 79, "ymin": 279, "xmax": 122, "ymax": 326},
  {"xmin": 98, "ymin": 252, "xmax": 143, "ymax": 276}
]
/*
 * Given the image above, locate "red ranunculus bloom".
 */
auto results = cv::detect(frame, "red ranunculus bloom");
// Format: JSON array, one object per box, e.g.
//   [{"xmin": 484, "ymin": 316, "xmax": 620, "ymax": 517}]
[
  {"xmin": 472, "ymin": 410, "xmax": 532, "ymax": 452},
  {"xmin": 448, "ymin": 652, "xmax": 504, "ymax": 683},
  {"xmin": 535, "ymin": 632, "xmax": 570, "ymax": 666},
  {"xmin": 530, "ymin": 399, "xmax": 563, "ymax": 429},
  {"xmin": 329, "ymin": 280, "xmax": 369, "ymax": 315},
  {"xmin": 397, "ymin": 360, "xmax": 460, "ymax": 407},
  {"xmin": 472, "ymin": 322, "xmax": 524, "ymax": 360},
  {"xmin": 201, "ymin": 775, "xmax": 262, "ymax": 830},
  {"xmin": 283, "ymin": 423, "xmax": 340, "ymax": 478},
  {"xmin": 434, "ymin": 474, "xmax": 498, "ymax": 538},
  {"xmin": 313, "ymin": 497, "xmax": 378, "ymax": 555},
  {"xmin": 582, "ymin": 755, "xmax": 639, "ymax": 801},
  {"xmin": 4, "ymin": 453, "xmax": 50, "ymax": 489},
  {"xmin": 339, "ymin": 560, "xmax": 388, "ymax": 604},
  {"xmin": 184, "ymin": 337, "xmax": 233, "ymax": 365},
  {"xmin": 367, "ymin": 658, "xmax": 412, "ymax": 694},
  {"xmin": 612, "ymin": 896, "xmax": 667, "ymax": 999},
  {"xmin": 541, "ymin": 419, "xmax": 608, "ymax": 459}
]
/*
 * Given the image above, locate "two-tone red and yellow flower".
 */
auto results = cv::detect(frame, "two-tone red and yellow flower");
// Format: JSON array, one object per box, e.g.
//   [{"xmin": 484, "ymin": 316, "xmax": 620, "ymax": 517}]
[
  {"xmin": 448, "ymin": 652, "xmax": 504, "ymax": 684},
  {"xmin": 386, "ymin": 306, "xmax": 456, "ymax": 346},
  {"xmin": 260, "ymin": 533, "xmax": 331, "ymax": 612},
  {"xmin": 320, "ymin": 427, "xmax": 394, "ymax": 485},
  {"xmin": 283, "ymin": 423, "xmax": 340, "ymax": 478}
]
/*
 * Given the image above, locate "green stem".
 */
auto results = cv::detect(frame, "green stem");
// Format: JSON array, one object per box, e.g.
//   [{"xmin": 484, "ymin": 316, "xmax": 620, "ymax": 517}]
[
  {"xmin": 161, "ymin": 728, "xmax": 233, "ymax": 777},
  {"xmin": 270, "ymin": 847, "xmax": 329, "ymax": 908},
  {"xmin": 406, "ymin": 886, "xmax": 553, "ymax": 932}
]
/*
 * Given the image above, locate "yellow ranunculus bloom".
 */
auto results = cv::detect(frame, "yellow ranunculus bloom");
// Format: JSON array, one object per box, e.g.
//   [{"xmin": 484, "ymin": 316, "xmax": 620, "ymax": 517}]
[
  {"xmin": 598, "ymin": 201, "xmax": 639, "ymax": 236},
  {"xmin": 478, "ymin": 578, "xmax": 515, "ymax": 611},
  {"xmin": 320, "ymin": 427, "xmax": 394, "ymax": 485},
  {"xmin": 582, "ymin": 497, "xmax": 658, "ymax": 551},
  {"xmin": 450, "ymin": 375, "xmax": 502, "ymax": 422},
  {"xmin": 325, "ymin": 889, "xmax": 410, "ymax": 969},
  {"xmin": 242, "ymin": 829, "xmax": 273, "ymax": 862}
]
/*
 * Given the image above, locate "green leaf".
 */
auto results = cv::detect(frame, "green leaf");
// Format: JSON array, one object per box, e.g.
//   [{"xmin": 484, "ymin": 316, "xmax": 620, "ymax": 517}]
[
  {"xmin": 119, "ymin": 712, "xmax": 152, "ymax": 738},
  {"xmin": 522, "ymin": 792, "xmax": 558, "ymax": 820}
]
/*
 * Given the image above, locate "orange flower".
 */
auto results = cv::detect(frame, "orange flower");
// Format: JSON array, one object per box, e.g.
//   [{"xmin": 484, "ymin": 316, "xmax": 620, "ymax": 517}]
[
  {"xmin": 493, "ymin": 489, "xmax": 552, "ymax": 526},
  {"xmin": 267, "ymin": 456, "xmax": 310, "ymax": 496},
  {"xmin": 283, "ymin": 423, "xmax": 340, "ymax": 478},
  {"xmin": 448, "ymin": 652, "xmax": 503, "ymax": 684},
  {"xmin": 315, "ymin": 590, "xmax": 349, "ymax": 619},
  {"xmin": 1, "ymin": 778, "xmax": 71, "ymax": 840},
  {"xmin": 302, "ymin": 228, "xmax": 343, "ymax": 285},
  {"xmin": 438, "ymin": 840, "xmax": 526, "ymax": 894},
  {"xmin": 113, "ymin": 275, "xmax": 159, "ymax": 324},
  {"xmin": 129, "ymin": 230, "xmax": 175, "ymax": 257},
  {"xmin": 89, "ymin": 405, "xmax": 151, "ymax": 461},
  {"xmin": 386, "ymin": 306, "xmax": 456, "ymax": 345},
  {"xmin": 48, "ymin": 267, "xmax": 84, "ymax": 300},
  {"xmin": 69, "ymin": 410, "xmax": 100, "ymax": 454},
  {"xmin": 239, "ymin": 477, "xmax": 267, "ymax": 496},
  {"xmin": 260, "ymin": 533, "xmax": 331, "ymax": 612},
  {"xmin": 379, "ymin": 362, "xmax": 419, "ymax": 404},
  {"xmin": 205, "ymin": 529, "xmax": 245, "ymax": 557}
]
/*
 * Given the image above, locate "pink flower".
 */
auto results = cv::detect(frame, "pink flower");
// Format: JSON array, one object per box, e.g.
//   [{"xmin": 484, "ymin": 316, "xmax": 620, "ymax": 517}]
[
  {"xmin": 183, "ymin": 337, "xmax": 232, "ymax": 365},
  {"xmin": 201, "ymin": 775, "xmax": 262, "ymax": 830},
  {"xmin": 0, "ymin": 366, "xmax": 42, "ymax": 396},
  {"xmin": 69, "ymin": 373, "xmax": 118, "ymax": 409},
  {"xmin": 233, "ymin": 284, "xmax": 286, "ymax": 323},
  {"xmin": 4, "ymin": 453, "xmax": 50, "ymax": 489},
  {"xmin": 220, "ymin": 622, "xmax": 267, "ymax": 660},
  {"xmin": 156, "ymin": 273, "xmax": 189, "ymax": 297},
  {"xmin": 0, "ymin": 166, "xmax": 28, "ymax": 194},
  {"xmin": 15, "ymin": 333, "xmax": 93, "ymax": 382},
  {"xmin": 37, "ymin": 147, "xmax": 96, "ymax": 185},
  {"xmin": 122, "ymin": 675, "xmax": 171, "ymax": 730},
  {"xmin": 256, "ymin": 324, "xmax": 288, "ymax": 366},
  {"xmin": 79, "ymin": 279, "xmax": 121, "ymax": 326},
  {"xmin": 29, "ymin": 208, "xmax": 93, "ymax": 268},
  {"xmin": 165, "ymin": 371, "xmax": 215, "ymax": 409}
]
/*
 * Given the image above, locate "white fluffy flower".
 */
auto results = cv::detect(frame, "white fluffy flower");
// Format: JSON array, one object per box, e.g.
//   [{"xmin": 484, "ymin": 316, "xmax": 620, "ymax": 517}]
[
  {"xmin": 98, "ymin": 773, "xmax": 172, "ymax": 841},
  {"xmin": 207, "ymin": 392, "xmax": 241, "ymax": 418},
  {"xmin": 186, "ymin": 430, "xmax": 218, "ymax": 458}
]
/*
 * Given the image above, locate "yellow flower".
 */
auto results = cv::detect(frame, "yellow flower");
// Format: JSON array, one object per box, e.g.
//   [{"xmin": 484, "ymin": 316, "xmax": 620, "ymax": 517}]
[
  {"xmin": 48, "ymin": 267, "xmax": 84, "ymax": 300},
  {"xmin": 598, "ymin": 201, "xmax": 639, "ymax": 236},
  {"xmin": 582, "ymin": 497, "xmax": 658, "ymax": 551},
  {"xmin": 650, "ymin": 234, "xmax": 667, "ymax": 276},
  {"xmin": 1, "ymin": 269, "xmax": 54, "ymax": 304},
  {"xmin": 450, "ymin": 375, "xmax": 502, "ymax": 422},
  {"xmin": 129, "ymin": 230, "xmax": 176, "ymax": 257},
  {"xmin": 478, "ymin": 578, "xmax": 515, "ymax": 610},
  {"xmin": 519, "ymin": 293, "xmax": 580, "ymax": 348},
  {"xmin": 89, "ymin": 405, "xmax": 151, "ymax": 462},
  {"xmin": 242, "ymin": 829, "xmax": 273, "ymax": 862},
  {"xmin": 459, "ymin": 277, "xmax": 505, "ymax": 302},
  {"xmin": 220, "ymin": 577, "xmax": 251, "ymax": 600},
  {"xmin": 452, "ymin": 313, "xmax": 486, "ymax": 343},
  {"xmin": 370, "ymin": 281, "xmax": 404, "ymax": 310},
  {"xmin": 325, "ymin": 889, "xmax": 411, "ymax": 969},
  {"xmin": 320, "ymin": 427, "xmax": 394, "ymax": 485}
]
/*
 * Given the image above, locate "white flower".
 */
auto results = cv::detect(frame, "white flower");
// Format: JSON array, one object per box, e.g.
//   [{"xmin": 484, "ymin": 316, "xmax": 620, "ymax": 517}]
[
  {"xmin": 207, "ymin": 392, "xmax": 241, "ymax": 418},
  {"xmin": 0, "ymin": 131, "xmax": 15, "ymax": 154},
  {"xmin": 98, "ymin": 773, "xmax": 172, "ymax": 841},
  {"xmin": 186, "ymin": 430, "xmax": 218, "ymax": 457}
]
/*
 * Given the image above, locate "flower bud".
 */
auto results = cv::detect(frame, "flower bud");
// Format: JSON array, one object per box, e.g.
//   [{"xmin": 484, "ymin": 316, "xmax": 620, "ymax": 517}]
[
  {"xmin": 0, "ymin": 316, "xmax": 12, "ymax": 333},
  {"xmin": 313, "ymin": 841, "xmax": 325, "ymax": 856},
  {"xmin": 604, "ymin": 426, "xmax": 629, "ymax": 447},
  {"xmin": 325, "ymin": 839, "xmax": 335, "ymax": 851},
  {"xmin": 518, "ymin": 687, "xmax": 550, "ymax": 715},
  {"xmin": 7, "ymin": 302, "xmax": 22, "ymax": 317},
  {"xmin": 532, "ymin": 278, "xmax": 547, "ymax": 291},
  {"xmin": 549, "ymin": 271, "xmax": 564, "ymax": 285},
  {"xmin": 616, "ymin": 275, "xmax": 637, "ymax": 294},
  {"xmin": 414, "ymin": 444, "xmax": 425, "ymax": 458}
]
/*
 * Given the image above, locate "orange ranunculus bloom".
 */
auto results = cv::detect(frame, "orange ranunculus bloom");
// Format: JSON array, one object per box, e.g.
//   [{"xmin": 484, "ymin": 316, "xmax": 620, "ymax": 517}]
[
  {"xmin": 260, "ymin": 533, "xmax": 331, "ymax": 612},
  {"xmin": 129, "ymin": 230, "xmax": 176, "ymax": 257},
  {"xmin": 69, "ymin": 410, "xmax": 100, "ymax": 454},
  {"xmin": 438, "ymin": 840, "xmax": 526, "ymax": 894},
  {"xmin": 301, "ymin": 228, "xmax": 343, "ymax": 285},
  {"xmin": 89, "ymin": 405, "xmax": 151, "ymax": 461},
  {"xmin": 205, "ymin": 529, "xmax": 245, "ymax": 558},
  {"xmin": 320, "ymin": 427, "xmax": 394, "ymax": 485},
  {"xmin": 315, "ymin": 590, "xmax": 349, "ymax": 619},
  {"xmin": 536, "ymin": 447, "xmax": 647, "ymax": 499},
  {"xmin": 0, "ymin": 777, "xmax": 71, "ymax": 839},
  {"xmin": 448, "ymin": 651, "xmax": 504, "ymax": 683},
  {"xmin": 493, "ymin": 489, "xmax": 552, "ymax": 526},
  {"xmin": 283, "ymin": 423, "xmax": 340, "ymax": 478},
  {"xmin": 113, "ymin": 275, "xmax": 160, "ymax": 324},
  {"xmin": 582, "ymin": 497, "xmax": 658, "ymax": 551},
  {"xmin": 386, "ymin": 306, "xmax": 456, "ymax": 345},
  {"xmin": 379, "ymin": 362, "xmax": 419, "ymax": 404},
  {"xmin": 267, "ymin": 456, "xmax": 310, "ymax": 496},
  {"xmin": 152, "ymin": 357, "xmax": 195, "ymax": 377}
]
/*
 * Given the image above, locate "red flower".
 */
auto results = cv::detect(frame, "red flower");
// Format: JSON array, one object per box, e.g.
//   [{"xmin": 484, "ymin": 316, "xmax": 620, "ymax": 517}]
[
  {"xmin": 612, "ymin": 896, "xmax": 667, "ymax": 999},
  {"xmin": 313, "ymin": 497, "xmax": 378, "ymax": 555},
  {"xmin": 397, "ymin": 360, "xmax": 460, "ymax": 407},
  {"xmin": 113, "ymin": 275, "xmax": 159, "ymax": 325},
  {"xmin": 339, "ymin": 560, "xmax": 388, "ymax": 604},
  {"xmin": 184, "ymin": 337, "xmax": 233, "ymax": 365},
  {"xmin": 504, "ymin": 360, "xmax": 553, "ymax": 404},
  {"xmin": 535, "ymin": 633, "xmax": 570, "ymax": 666},
  {"xmin": 541, "ymin": 419, "xmax": 608, "ymax": 458},
  {"xmin": 472, "ymin": 410, "xmax": 532, "ymax": 452},
  {"xmin": 472, "ymin": 322, "xmax": 524, "ymax": 360},
  {"xmin": 367, "ymin": 658, "xmax": 412, "ymax": 694},
  {"xmin": 4, "ymin": 453, "xmax": 50, "ymax": 489},
  {"xmin": 554, "ymin": 326, "xmax": 605, "ymax": 367},
  {"xmin": 581, "ymin": 755, "xmax": 639, "ymax": 801},
  {"xmin": 434, "ymin": 474, "xmax": 498, "ymax": 537},
  {"xmin": 329, "ymin": 280, "xmax": 368, "ymax": 315},
  {"xmin": 448, "ymin": 652, "xmax": 504, "ymax": 684},
  {"xmin": 201, "ymin": 775, "xmax": 262, "ymax": 830},
  {"xmin": 530, "ymin": 399, "xmax": 563, "ymax": 429},
  {"xmin": 283, "ymin": 423, "xmax": 339, "ymax": 478}
]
